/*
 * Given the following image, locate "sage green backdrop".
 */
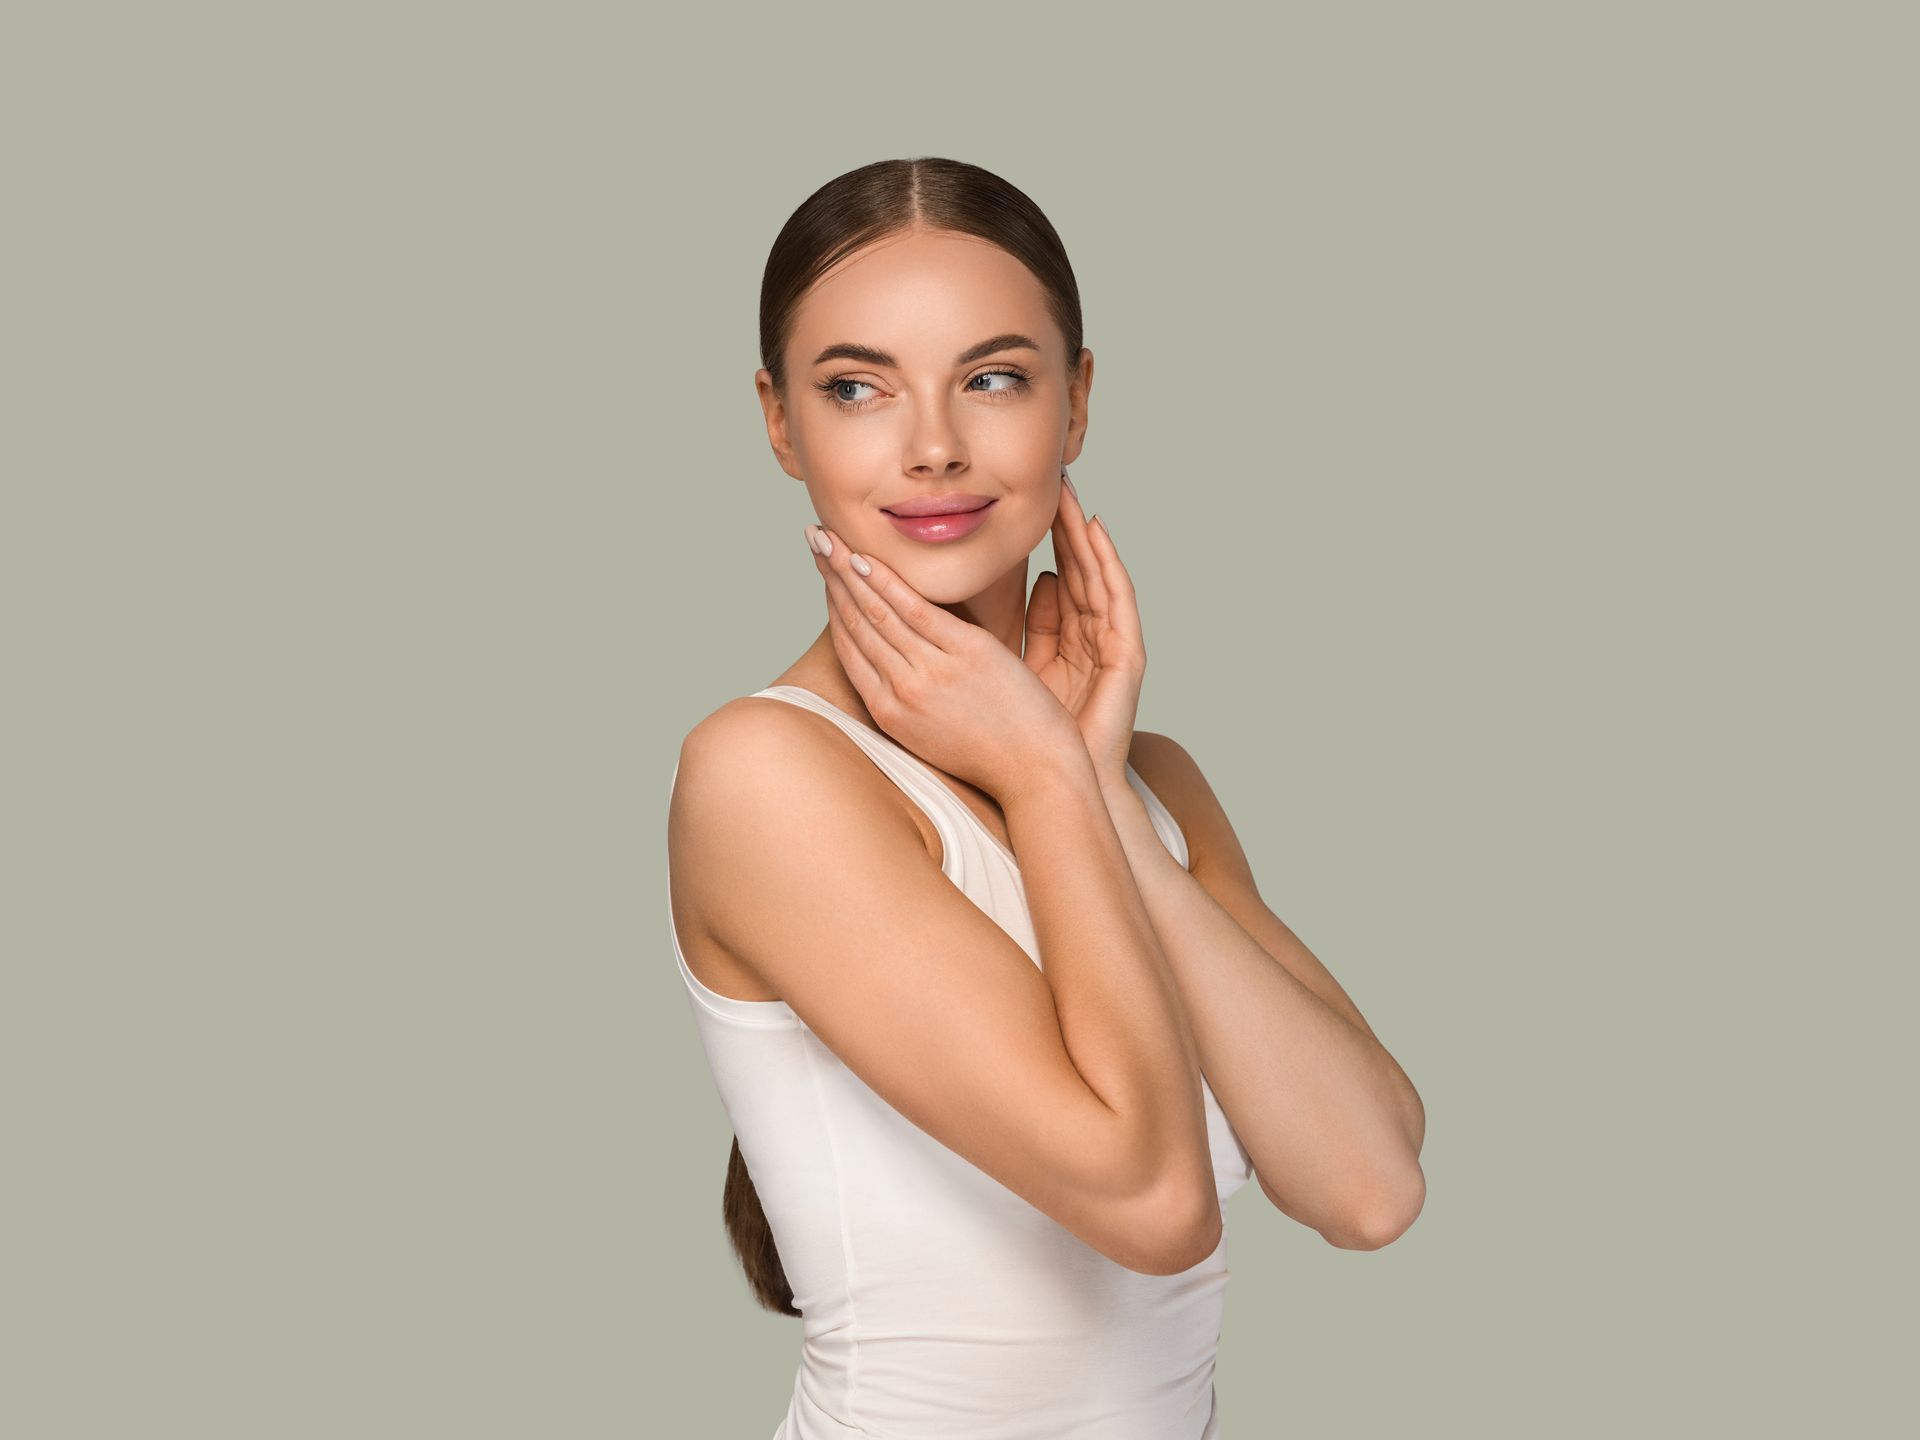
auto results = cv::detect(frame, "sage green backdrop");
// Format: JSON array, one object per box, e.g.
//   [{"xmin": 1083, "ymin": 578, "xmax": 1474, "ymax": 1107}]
[{"xmin": 9, "ymin": 3, "xmax": 1910, "ymax": 1436}]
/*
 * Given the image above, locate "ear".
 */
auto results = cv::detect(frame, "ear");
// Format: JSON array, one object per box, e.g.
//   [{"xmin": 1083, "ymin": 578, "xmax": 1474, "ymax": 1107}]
[
  {"xmin": 1061, "ymin": 347, "xmax": 1093, "ymax": 468},
  {"xmin": 754, "ymin": 368, "xmax": 803, "ymax": 481},
  {"xmin": 1023, "ymin": 570, "xmax": 1063, "ymax": 670}
]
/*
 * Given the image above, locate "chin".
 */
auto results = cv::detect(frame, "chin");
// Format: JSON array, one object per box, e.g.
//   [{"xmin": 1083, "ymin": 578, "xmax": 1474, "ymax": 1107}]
[
  {"xmin": 887, "ymin": 548, "xmax": 1029, "ymax": 609},
  {"xmin": 889, "ymin": 570, "xmax": 988, "ymax": 607}
]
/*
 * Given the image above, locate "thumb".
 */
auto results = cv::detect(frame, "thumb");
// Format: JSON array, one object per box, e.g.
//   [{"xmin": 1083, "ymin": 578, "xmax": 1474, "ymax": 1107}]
[{"xmin": 1023, "ymin": 570, "xmax": 1062, "ymax": 669}]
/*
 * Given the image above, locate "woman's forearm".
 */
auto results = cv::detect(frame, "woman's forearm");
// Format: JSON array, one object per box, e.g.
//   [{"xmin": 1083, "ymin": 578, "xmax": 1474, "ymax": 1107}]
[
  {"xmin": 1096, "ymin": 772, "xmax": 1425, "ymax": 1243},
  {"xmin": 1000, "ymin": 751, "xmax": 1217, "ymax": 1221}
]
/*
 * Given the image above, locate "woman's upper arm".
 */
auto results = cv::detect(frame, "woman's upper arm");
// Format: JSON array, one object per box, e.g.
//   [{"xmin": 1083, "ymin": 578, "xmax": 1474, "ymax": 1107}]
[
  {"xmin": 1129, "ymin": 729, "xmax": 1382, "ymax": 1044},
  {"xmin": 670, "ymin": 700, "xmax": 1197, "ymax": 1275}
]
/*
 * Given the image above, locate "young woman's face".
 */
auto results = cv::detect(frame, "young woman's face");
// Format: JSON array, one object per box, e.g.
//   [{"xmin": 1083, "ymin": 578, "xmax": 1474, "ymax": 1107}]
[{"xmin": 758, "ymin": 227, "xmax": 1091, "ymax": 604}]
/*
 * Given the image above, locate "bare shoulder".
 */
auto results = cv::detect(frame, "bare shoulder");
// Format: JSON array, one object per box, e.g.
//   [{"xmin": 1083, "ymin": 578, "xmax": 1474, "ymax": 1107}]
[
  {"xmin": 1127, "ymin": 729, "xmax": 1386, "ymax": 1061},
  {"xmin": 1123, "ymin": 729, "xmax": 1208, "ymax": 835},
  {"xmin": 676, "ymin": 694, "xmax": 936, "ymax": 852},
  {"xmin": 669, "ymin": 695, "xmax": 939, "ymax": 941},
  {"xmin": 1125, "ymin": 729, "xmax": 1259, "ymax": 891}
]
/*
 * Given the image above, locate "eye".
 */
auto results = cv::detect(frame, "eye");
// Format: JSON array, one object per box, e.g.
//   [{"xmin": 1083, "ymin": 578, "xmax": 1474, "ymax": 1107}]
[
  {"xmin": 813, "ymin": 365, "xmax": 1034, "ymax": 414},
  {"xmin": 967, "ymin": 366, "xmax": 1033, "ymax": 397},
  {"xmin": 815, "ymin": 376, "xmax": 883, "ymax": 411}
]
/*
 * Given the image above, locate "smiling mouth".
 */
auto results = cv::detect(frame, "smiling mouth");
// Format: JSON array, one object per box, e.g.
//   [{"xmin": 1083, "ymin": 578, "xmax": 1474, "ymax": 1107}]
[
  {"xmin": 881, "ymin": 495, "xmax": 997, "ymax": 518},
  {"xmin": 879, "ymin": 498, "xmax": 999, "ymax": 542}
]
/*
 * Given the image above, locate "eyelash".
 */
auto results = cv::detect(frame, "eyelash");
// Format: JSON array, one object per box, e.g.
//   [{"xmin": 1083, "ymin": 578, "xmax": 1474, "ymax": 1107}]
[{"xmin": 814, "ymin": 365, "xmax": 1034, "ymax": 413}]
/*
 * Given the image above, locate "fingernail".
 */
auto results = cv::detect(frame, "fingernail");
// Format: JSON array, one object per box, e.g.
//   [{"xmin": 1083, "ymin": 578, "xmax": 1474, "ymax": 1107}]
[
  {"xmin": 1062, "ymin": 470, "xmax": 1077, "ymax": 498},
  {"xmin": 804, "ymin": 523, "xmax": 832, "ymax": 557},
  {"xmin": 849, "ymin": 552, "xmax": 871, "ymax": 576}
]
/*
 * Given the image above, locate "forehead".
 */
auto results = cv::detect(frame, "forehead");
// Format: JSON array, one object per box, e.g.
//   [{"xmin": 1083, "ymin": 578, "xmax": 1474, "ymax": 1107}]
[{"xmin": 790, "ymin": 229, "xmax": 1055, "ymax": 364}]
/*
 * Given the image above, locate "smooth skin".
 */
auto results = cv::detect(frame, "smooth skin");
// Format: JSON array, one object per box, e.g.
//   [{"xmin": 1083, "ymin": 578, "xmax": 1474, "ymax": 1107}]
[
  {"xmin": 696, "ymin": 486, "xmax": 1226, "ymax": 1275},
  {"xmin": 671, "ymin": 226, "xmax": 1422, "ymax": 1266},
  {"xmin": 675, "ymin": 506, "xmax": 1223, "ymax": 1271},
  {"xmin": 805, "ymin": 480, "xmax": 1137, "ymax": 794},
  {"xmin": 673, "ymin": 226, "xmax": 1226, "ymax": 1273}
]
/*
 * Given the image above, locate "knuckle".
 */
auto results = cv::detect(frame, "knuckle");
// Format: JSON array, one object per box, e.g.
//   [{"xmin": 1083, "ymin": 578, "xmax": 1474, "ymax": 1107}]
[{"xmin": 889, "ymin": 672, "xmax": 924, "ymax": 712}]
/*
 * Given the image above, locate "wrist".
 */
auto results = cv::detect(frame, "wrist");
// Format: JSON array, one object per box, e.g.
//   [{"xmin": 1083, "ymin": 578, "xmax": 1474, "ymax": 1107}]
[
  {"xmin": 994, "ymin": 735, "xmax": 1102, "ymax": 809},
  {"xmin": 1099, "ymin": 773, "xmax": 1153, "ymax": 835}
]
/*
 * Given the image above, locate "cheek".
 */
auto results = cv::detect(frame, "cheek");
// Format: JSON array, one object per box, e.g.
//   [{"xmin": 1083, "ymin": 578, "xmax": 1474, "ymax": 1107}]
[
  {"xmin": 798, "ymin": 418, "xmax": 895, "ymax": 470},
  {"xmin": 970, "ymin": 411, "xmax": 1060, "ymax": 469},
  {"xmin": 789, "ymin": 424, "xmax": 890, "ymax": 499}
]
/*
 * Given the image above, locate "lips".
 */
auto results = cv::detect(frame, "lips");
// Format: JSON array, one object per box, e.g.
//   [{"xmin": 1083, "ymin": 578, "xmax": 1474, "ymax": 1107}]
[
  {"xmin": 881, "ymin": 497, "xmax": 998, "ymax": 543},
  {"xmin": 881, "ymin": 493, "xmax": 996, "ymax": 517}
]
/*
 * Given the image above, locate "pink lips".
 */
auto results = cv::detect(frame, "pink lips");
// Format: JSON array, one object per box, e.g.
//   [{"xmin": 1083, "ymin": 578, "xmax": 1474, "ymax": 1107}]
[{"xmin": 881, "ymin": 497, "xmax": 998, "ymax": 542}]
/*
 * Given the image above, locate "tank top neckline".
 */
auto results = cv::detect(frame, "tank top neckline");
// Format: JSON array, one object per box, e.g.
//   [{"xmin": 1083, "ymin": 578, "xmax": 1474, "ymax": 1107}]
[{"xmin": 752, "ymin": 683, "xmax": 1023, "ymax": 871}]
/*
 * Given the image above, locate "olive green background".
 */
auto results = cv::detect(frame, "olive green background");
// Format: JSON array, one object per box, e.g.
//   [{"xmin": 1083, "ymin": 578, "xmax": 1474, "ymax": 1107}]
[{"xmin": 7, "ymin": 3, "xmax": 1911, "ymax": 1436}]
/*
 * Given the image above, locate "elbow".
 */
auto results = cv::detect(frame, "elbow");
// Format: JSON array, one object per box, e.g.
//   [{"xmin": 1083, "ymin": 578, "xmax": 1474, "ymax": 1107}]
[
  {"xmin": 1135, "ymin": 1182, "xmax": 1224, "ymax": 1276},
  {"xmin": 1098, "ymin": 1161, "xmax": 1223, "ymax": 1276},
  {"xmin": 1322, "ymin": 1167, "xmax": 1426, "ymax": 1252},
  {"xmin": 1099, "ymin": 1130, "xmax": 1223, "ymax": 1275}
]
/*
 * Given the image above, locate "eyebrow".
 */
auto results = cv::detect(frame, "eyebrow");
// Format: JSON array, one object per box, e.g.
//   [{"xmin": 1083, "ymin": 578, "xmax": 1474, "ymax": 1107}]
[{"xmin": 809, "ymin": 332, "xmax": 1042, "ymax": 369}]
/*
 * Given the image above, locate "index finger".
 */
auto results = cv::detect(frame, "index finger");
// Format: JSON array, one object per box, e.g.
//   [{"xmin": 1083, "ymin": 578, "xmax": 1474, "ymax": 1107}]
[{"xmin": 825, "ymin": 536, "xmax": 971, "ymax": 657}]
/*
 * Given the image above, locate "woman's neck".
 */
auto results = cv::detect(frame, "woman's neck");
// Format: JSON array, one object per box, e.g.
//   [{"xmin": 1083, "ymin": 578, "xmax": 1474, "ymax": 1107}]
[
  {"xmin": 770, "ymin": 629, "xmax": 875, "ymax": 728},
  {"xmin": 772, "ymin": 557, "xmax": 1035, "ymax": 726}
]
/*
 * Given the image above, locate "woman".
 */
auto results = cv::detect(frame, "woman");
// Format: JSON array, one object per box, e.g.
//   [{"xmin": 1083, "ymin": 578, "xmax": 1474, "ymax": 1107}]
[{"xmin": 667, "ymin": 156, "xmax": 1426, "ymax": 1439}]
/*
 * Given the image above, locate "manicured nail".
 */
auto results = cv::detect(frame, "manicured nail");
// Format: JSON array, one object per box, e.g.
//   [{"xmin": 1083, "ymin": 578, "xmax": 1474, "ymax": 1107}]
[
  {"xmin": 1062, "ymin": 470, "xmax": 1078, "ymax": 498},
  {"xmin": 804, "ymin": 523, "xmax": 832, "ymax": 557},
  {"xmin": 849, "ymin": 552, "xmax": 871, "ymax": 576}
]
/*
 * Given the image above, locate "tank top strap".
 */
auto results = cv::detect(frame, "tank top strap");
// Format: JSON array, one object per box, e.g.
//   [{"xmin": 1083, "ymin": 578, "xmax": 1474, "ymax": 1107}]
[
  {"xmin": 749, "ymin": 685, "xmax": 969, "ymax": 841},
  {"xmin": 752, "ymin": 684, "xmax": 1192, "ymax": 876}
]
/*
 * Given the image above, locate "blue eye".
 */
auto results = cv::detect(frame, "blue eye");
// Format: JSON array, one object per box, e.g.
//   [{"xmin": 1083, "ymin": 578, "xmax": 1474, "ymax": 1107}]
[
  {"xmin": 814, "ymin": 366, "xmax": 1034, "ymax": 413},
  {"xmin": 820, "ymin": 378, "xmax": 880, "ymax": 409},
  {"xmin": 968, "ymin": 367, "xmax": 1032, "ymax": 395}
]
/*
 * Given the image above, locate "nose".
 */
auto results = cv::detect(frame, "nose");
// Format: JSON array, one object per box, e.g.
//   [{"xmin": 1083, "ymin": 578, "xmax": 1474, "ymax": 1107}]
[{"xmin": 902, "ymin": 394, "xmax": 966, "ymax": 478}]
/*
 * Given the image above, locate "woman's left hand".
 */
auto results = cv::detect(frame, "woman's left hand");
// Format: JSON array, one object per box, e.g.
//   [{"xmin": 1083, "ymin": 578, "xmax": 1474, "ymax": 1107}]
[{"xmin": 1022, "ymin": 471, "xmax": 1146, "ymax": 787}]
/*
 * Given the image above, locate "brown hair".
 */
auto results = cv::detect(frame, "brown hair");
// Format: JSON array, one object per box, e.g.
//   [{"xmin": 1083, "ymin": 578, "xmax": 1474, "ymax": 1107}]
[{"xmin": 725, "ymin": 156, "xmax": 1085, "ymax": 1316}]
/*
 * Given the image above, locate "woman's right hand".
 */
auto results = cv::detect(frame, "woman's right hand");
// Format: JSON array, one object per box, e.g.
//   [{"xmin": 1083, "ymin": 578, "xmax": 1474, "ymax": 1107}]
[{"xmin": 807, "ymin": 522, "xmax": 1084, "ymax": 801}]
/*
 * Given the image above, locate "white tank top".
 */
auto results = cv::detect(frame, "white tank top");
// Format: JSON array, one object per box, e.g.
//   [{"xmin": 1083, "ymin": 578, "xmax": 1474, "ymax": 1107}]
[{"xmin": 669, "ymin": 684, "xmax": 1256, "ymax": 1439}]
